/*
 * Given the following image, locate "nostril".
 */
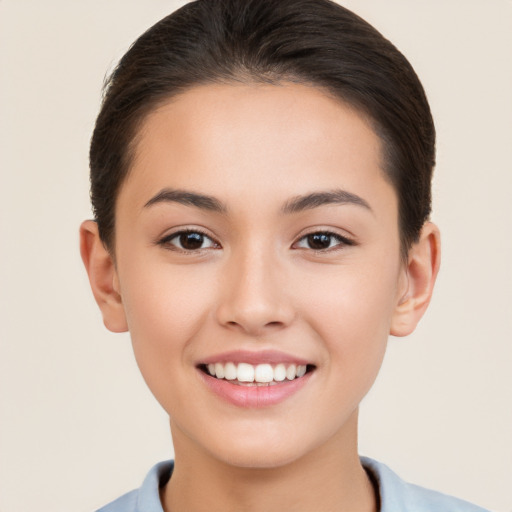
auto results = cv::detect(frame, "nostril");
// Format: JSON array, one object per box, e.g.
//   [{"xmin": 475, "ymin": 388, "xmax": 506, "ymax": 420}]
[
  {"xmin": 224, "ymin": 320, "xmax": 283, "ymax": 328},
  {"xmin": 217, "ymin": 299, "xmax": 295, "ymax": 334}
]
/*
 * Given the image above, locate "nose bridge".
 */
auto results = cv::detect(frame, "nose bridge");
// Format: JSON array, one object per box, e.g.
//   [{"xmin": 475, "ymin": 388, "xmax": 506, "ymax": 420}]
[{"xmin": 216, "ymin": 240, "xmax": 293, "ymax": 334}]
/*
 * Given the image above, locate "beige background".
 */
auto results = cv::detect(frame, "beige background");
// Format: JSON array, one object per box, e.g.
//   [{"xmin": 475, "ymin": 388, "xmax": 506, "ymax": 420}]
[{"xmin": 0, "ymin": 1, "xmax": 511, "ymax": 511}]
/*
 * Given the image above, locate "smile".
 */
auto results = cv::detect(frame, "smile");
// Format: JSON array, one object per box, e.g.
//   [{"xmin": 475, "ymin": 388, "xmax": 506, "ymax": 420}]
[
  {"xmin": 202, "ymin": 362, "xmax": 310, "ymax": 386},
  {"xmin": 197, "ymin": 353, "xmax": 316, "ymax": 408}
]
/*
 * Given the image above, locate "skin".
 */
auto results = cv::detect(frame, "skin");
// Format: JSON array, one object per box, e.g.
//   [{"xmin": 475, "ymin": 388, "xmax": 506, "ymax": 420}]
[{"xmin": 81, "ymin": 83, "xmax": 440, "ymax": 512}]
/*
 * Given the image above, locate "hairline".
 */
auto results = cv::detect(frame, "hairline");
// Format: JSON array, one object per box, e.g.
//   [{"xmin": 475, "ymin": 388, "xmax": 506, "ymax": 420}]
[{"xmin": 105, "ymin": 75, "xmax": 408, "ymax": 261}]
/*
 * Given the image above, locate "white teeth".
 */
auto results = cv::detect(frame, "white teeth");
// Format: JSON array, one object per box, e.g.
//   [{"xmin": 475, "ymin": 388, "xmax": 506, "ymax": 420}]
[
  {"xmin": 237, "ymin": 363, "xmax": 255, "ymax": 382},
  {"xmin": 273, "ymin": 363, "xmax": 286, "ymax": 382},
  {"xmin": 254, "ymin": 364, "xmax": 273, "ymax": 383},
  {"xmin": 214, "ymin": 363, "xmax": 225, "ymax": 379},
  {"xmin": 286, "ymin": 364, "xmax": 297, "ymax": 380},
  {"xmin": 224, "ymin": 362, "xmax": 237, "ymax": 380},
  {"xmin": 205, "ymin": 361, "xmax": 310, "ymax": 383}
]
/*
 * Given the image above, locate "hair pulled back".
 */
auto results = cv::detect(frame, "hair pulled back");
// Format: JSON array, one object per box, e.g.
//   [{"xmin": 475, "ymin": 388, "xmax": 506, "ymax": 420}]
[{"xmin": 90, "ymin": 0, "xmax": 435, "ymax": 257}]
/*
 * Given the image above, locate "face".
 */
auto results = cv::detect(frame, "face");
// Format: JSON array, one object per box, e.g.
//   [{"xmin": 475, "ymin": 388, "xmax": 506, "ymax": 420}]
[{"xmin": 112, "ymin": 83, "xmax": 408, "ymax": 468}]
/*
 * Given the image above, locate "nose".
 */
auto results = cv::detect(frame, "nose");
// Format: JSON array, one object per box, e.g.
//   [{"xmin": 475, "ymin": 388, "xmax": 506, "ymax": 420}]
[{"xmin": 215, "ymin": 246, "xmax": 295, "ymax": 336}]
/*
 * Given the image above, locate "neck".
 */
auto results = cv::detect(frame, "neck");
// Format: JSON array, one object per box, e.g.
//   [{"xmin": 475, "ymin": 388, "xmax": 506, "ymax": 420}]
[{"xmin": 161, "ymin": 412, "xmax": 378, "ymax": 512}]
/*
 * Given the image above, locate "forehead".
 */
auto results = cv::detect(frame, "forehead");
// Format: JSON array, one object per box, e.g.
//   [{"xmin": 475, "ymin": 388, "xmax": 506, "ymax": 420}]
[{"xmin": 122, "ymin": 82, "xmax": 395, "ymax": 214}]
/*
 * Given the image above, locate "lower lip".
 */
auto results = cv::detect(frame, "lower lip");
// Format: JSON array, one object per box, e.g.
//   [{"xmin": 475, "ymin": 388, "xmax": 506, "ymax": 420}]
[{"xmin": 198, "ymin": 370, "xmax": 312, "ymax": 408}]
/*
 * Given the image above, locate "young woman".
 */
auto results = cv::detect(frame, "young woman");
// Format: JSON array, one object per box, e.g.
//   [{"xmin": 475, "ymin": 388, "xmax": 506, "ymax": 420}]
[{"xmin": 80, "ymin": 1, "xmax": 489, "ymax": 510}]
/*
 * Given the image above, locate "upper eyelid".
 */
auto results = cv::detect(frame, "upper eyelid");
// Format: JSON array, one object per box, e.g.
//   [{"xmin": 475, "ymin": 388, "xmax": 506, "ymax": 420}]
[
  {"xmin": 158, "ymin": 226, "xmax": 216, "ymax": 242},
  {"xmin": 295, "ymin": 229, "xmax": 355, "ymax": 244}
]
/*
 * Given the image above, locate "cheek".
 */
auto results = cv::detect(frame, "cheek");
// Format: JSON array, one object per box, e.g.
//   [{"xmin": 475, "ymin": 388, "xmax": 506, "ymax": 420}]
[
  {"xmin": 299, "ymin": 256, "xmax": 399, "ymax": 332},
  {"xmin": 122, "ymin": 259, "xmax": 215, "ymax": 329},
  {"xmin": 117, "ymin": 263, "xmax": 216, "ymax": 393},
  {"xmin": 296, "ymin": 257, "xmax": 401, "ymax": 381}
]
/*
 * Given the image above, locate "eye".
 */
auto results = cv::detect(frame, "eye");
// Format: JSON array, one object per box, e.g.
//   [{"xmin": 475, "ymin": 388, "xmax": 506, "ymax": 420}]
[
  {"xmin": 159, "ymin": 229, "xmax": 220, "ymax": 252},
  {"xmin": 294, "ymin": 231, "xmax": 354, "ymax": 251}
]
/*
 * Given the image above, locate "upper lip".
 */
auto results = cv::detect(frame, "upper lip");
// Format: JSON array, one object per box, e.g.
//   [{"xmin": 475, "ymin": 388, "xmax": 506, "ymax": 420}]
[{"xmin": 198, "ymin": 350, "xmax": 312, "ymax": 366}]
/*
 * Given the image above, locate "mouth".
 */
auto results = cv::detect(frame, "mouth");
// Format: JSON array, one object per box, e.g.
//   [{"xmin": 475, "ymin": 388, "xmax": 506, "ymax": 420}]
[
  {"xmin": 196, "ymin": 351, "xmax": 316, "ymax": 407},
  {"xmin": 198, "ymin": 362, "xmax": 315, "ymax": 386}
]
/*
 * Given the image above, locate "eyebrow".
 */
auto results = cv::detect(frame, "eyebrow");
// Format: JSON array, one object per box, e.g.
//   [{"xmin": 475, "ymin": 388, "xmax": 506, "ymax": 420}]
[
  {"xmin": 144, "ymin": 188, "xmax": 227, "ymax": 213},
  {"xmin": 144, "ymin": 187, "xmax": 371, "ymax": 215},
  {"xmin": 282, "ymin": 189, "xmax": 372, "ymax": 214}
]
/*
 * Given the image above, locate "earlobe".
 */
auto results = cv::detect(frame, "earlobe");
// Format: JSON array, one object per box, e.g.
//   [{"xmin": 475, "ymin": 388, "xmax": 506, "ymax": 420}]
[
  {"xmin": 390, "ymin": 222, "xmax": 441, "ymax": 337},
  {"xmin": 79, "ymin": 220, "xmax": 128, "ymax": 333}
]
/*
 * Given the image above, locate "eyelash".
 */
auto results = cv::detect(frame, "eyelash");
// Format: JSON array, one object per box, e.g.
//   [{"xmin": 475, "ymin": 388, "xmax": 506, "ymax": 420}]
[
  {"xmin": 157, "ymin": 229, "xmax": 355, "ymax": 253},
  {"xmin": 158, "ymin": 228, "xmax": 221, "ymax": 253},
  {"xmin": 293, "ymin": 231, "xmax": 355, "ymax": 252}
]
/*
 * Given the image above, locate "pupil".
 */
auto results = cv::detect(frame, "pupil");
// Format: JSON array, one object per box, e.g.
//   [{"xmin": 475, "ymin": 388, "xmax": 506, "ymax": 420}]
[
  {"xmin": 308, "ymin": 233, "xmax": 331, "ymax": 249},
  {"xmin": 180, "ymin": 232, "xmax": 203, "ymax": 250}
]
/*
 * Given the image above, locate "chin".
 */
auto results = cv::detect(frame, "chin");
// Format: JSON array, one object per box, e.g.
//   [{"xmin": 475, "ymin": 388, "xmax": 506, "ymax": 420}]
[
  {"xmin": 201, "ymin": 425, "xmax": 321, "ymax": 470},
  {"xmin": 217, "ymin": 445, "xmax": 305, "ymax": 470}
]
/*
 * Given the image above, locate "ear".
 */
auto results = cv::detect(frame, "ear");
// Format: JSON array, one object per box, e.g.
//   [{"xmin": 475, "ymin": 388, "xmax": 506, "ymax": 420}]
[
  {"xmin": 390, "ymin": 222, "xmax": 441, "ymax": 337},
  {"xmin": 79, "ymin": 220, "xmax": 128, "ymax": 333}
]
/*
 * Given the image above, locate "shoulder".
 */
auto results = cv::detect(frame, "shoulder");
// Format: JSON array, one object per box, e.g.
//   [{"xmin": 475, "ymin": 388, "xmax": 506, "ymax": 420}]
[
  {"xmin": 95, "ymin": 460, "xmax": 173, "ymax": 512},
  {"xmin": 361, "ymin": 457, "xmax": 490, "ymax": 512}
]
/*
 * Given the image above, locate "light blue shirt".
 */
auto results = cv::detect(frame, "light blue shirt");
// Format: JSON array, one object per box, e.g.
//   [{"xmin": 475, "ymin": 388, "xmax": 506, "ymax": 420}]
[{"xmin": 96, "ymin": 457, "xmax": 490, "ymax": 511}]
